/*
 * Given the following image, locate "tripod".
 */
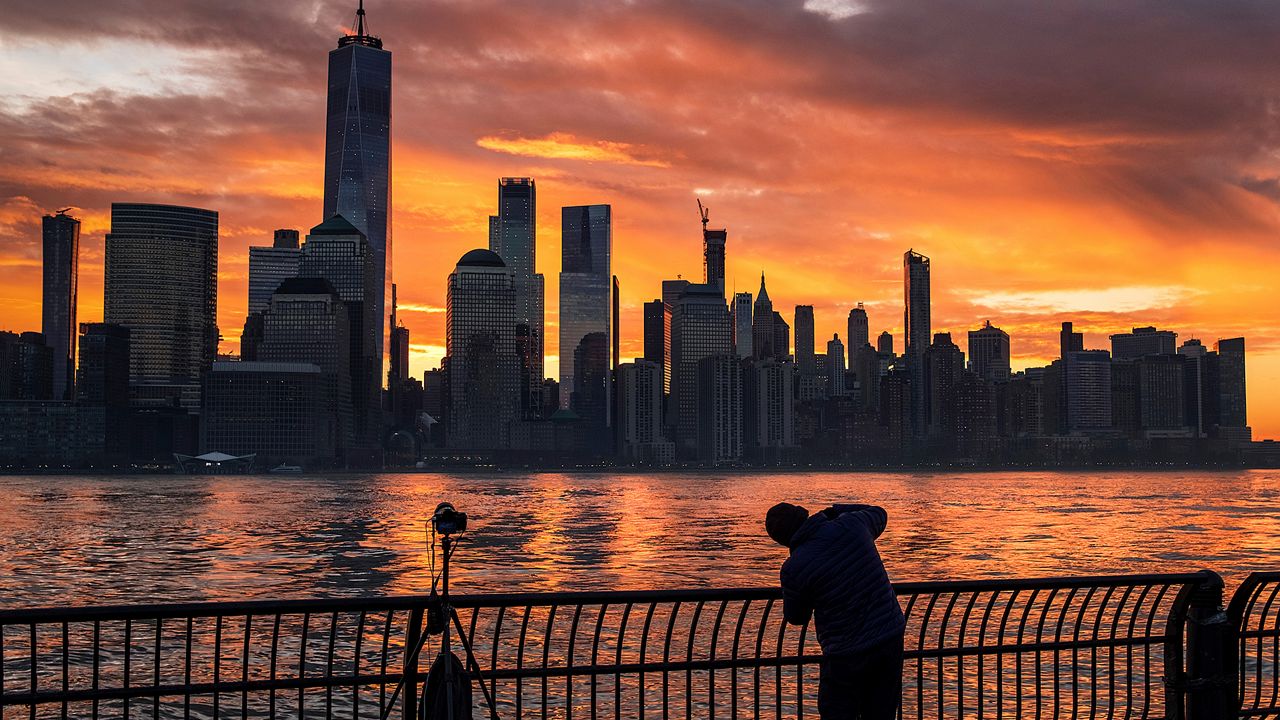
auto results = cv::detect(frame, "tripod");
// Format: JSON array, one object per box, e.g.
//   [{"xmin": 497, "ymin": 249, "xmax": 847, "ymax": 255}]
[{"xmin": 381, "ymin": 526, "xmax": 498, "ymax": 720}]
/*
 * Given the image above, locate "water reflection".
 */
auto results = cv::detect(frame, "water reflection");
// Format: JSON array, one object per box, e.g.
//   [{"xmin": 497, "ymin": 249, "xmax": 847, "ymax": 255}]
[{"xmin": 0, "ymin": 470, "xmax": 1277, "ymax": 608}]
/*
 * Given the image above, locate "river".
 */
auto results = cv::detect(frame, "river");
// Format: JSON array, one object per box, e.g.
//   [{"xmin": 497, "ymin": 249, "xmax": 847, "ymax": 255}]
[{"xmin": 1, "ymin": 470, "xmax": 1277, "ymax": 608}]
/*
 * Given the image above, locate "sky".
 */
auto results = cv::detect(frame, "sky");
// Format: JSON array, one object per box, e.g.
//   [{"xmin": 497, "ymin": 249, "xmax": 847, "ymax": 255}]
[{"xmin": 1, "ymin": 0, "xmax": 1278, "ymax": 439}]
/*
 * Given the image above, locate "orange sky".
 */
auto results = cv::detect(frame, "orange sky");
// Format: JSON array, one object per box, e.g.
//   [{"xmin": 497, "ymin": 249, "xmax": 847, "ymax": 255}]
[{"xmin": 1, "ymin": 0, "xmax": 1278, "ymax": 439}]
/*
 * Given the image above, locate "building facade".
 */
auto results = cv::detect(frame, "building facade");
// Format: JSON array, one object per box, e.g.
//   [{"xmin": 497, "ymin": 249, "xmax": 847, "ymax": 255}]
[
  {"xmin": 903, "ymin": 250, "xmax": 931, "ymax": 439},
  {"xmin": 490, "ymin": 178, "xmax": 545, "ymax": 417},
  {"xmin": 670, "ymin": 284, "xmax": 731, "ymax": 453},
  {"xmin": 202, "ymin": 361, "xmax": 332, "ymax": 468},
  {"xmin": 247, "ymin": 229, "xmax": 301, "ymax": 314},
  {"xmin": 42, "ymin": 209, "xmax": 79, "ymax": 401},
  {"xmin": 697, "ymin": 353, "xmax": 742, "ymax": 465},
  {"xmin": 1111, "ymin": 326, "xmax": 1177, "ymax": 361},
  {"xmin": 559, "ymin": 204, "xmax": 612, "ymax": 415},
  {"xmin": 794, "ymin": 305, "xmax": 815, "ymax": 376},
  {"xmin": 731, "ymin": 292, "xmax": 753, "ymax": 359},
  {"xmin": 104, "ymin": 203, "xmax": 218, "ymax": 409},
  {"xmin": 968, "ymin": 320, "xmax": 1011, "ymax": 383},
  {"xmin": 446, "ymin": 249, "xmax": 520, "ymax": 450}
]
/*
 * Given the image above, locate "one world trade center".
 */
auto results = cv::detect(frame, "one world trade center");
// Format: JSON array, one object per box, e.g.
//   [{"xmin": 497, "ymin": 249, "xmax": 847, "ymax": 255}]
[{"xmin": 324, "ymin": 1, "xmax": 391, "ymax": 384}]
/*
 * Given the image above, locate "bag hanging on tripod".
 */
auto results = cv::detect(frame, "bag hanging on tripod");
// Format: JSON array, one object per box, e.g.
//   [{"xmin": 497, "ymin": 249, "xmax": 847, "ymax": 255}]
[{"xmin": 421, "ymin": 650, "xmax": 473, "ymax": 720}]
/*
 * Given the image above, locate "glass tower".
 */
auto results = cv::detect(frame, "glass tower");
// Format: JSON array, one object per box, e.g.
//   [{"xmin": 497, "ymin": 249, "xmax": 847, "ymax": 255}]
[
  {"xmin": 904, "ymin": 249, "xmax": 931, "ymax": 439},
  {"xmin": 104, "ymin": 203, "xmax": 218, "ymax": 404},
  {"xmin": 247, "ymin": 229, "xmax": 301, "ymax": 315},
  {"xmin": 490, "ymin": 178, "xmax": 545, "ymax": 416},
  {"xmin": 558, "ymin": 204, "xmax": 612, "ymax": 413},
  {"xmin": 323, "ymin": 3, "xmax": 391, "ymax": 389},
  {"xmin": 446, "ymin": 249, "xmax": 520, "ymax": 449},
  {"xmin": 42, "ymin": 209, "xmax": 80, "ymax": 400}
]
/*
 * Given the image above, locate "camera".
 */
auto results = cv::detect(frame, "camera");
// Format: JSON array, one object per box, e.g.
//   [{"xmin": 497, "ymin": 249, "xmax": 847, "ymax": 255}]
[{"xmin": 432, "ymin": 502, "xmax": 468, "ymax": 535}]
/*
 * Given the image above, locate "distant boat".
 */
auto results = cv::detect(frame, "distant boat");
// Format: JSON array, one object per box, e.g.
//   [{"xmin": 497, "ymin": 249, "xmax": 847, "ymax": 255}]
[{"xmin": 268, "ymin": 464, "xmax": 304, "ymax": 474}]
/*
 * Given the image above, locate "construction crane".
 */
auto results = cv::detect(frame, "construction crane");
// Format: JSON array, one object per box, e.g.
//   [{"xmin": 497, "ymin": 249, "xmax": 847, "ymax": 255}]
[{"xmin": 697, "ymin": 198, "xmax": 709, "ymax": 233}]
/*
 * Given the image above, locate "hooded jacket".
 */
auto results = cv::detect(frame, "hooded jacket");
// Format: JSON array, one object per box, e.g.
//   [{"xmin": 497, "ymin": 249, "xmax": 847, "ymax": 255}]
[{"xmin": 779, "ymin": 504, "xmax": 905, "ymax": 656}]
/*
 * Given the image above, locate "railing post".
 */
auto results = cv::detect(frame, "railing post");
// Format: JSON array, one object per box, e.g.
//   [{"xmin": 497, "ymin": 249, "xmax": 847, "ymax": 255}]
[
  {"xmin": 404, "ymin": 607, "xmax": 423, "ymax": 720},
  {"xmin": 1184, "ymin": 570, "xmax": 1237, "ymax": 720}
]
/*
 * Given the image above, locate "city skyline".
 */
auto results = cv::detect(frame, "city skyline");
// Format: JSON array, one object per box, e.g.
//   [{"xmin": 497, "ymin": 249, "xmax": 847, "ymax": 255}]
[{"xmin": 1, "ymin": 1, "xmax": 1278, "ymax": 439}]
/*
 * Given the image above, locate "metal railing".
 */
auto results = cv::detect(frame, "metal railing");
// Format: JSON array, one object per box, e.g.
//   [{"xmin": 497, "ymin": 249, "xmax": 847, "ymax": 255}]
[
  {"xmin": 1228, "ymin": 572, "xmax": 1280, "ymax": 719},
  {"xmin": 0, "ymin": 571, "xmax": 1238, "ymax": 719}
]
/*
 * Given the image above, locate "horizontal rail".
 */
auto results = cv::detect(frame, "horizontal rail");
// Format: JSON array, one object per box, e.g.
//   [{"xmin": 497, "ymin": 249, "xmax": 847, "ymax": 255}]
[
  {"xmin": 0, "ymin": 571, "xmax": 1222, "ymax": 719},
  {"xmin": 1228, "ymin": 571, "xmax": 1280, "ymax": 719}
]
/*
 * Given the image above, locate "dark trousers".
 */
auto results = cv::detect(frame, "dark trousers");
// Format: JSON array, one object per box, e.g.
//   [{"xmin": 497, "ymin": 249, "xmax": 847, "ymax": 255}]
[{"xmin": 817, "ymin": 631, "xmax": 905, "ymax": 720}]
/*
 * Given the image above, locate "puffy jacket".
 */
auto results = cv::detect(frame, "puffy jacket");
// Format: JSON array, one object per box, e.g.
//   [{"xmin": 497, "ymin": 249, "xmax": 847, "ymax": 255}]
[{"xmin": 779, "ymin": 504, "xmax": 905, "ymax": 656}]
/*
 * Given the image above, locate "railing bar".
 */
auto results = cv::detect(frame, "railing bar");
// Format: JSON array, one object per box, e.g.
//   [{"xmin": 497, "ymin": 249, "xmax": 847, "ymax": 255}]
[
  {"xmin": 917, "ymin": 591, "xmax": 942, "ymax": 720},
  {"xmin": 377, "ymin": 610, "xmax": 392, "ymax": 715},
  {"xmin": 517, "ymin": 604, "xmax": 533, "ymax": 720},
  {"xmin": 974, "ymin": 589, "xmax": 1002, "ymax": 720},
  {"xmin": 269, "ymin": 613, "xmax": 282, "ymax": 720},
  {"xmin": 125, "ymin": 617, "xmax": 134, "ymax": 719},
  {"xmin": 708, "ymin": 598, "xmax": 730, "ymax": 720},
  {"xmin": 242, "ymin": 614, "xmax": 252, "ymax": 720},
  {"xmin": 60, "ymin": 620, "xmax": 69, "ymax": 720},
  {"xmin": 774, "ymin": 600, "xmax": 785, "ymax": 720},
  {"xmin": 211, "ymin": 615, "xmax": 220, "ymax": 720},
  {"xmin": 153, "ymin": 617, "xmax": 163, "ymax": 720},
  {"xmin": 638, "ymin": 602, "xmax": 659, "ymax": 720},
  {"xmin": 1087, "ymin": 585, "xmax": 1117, "ymax": 720},
  {"xmin": 1140, "ymin": 583, "xmax": 1174, "ymax": 719},
  {"xmin": 493, "ymin": 604, "xmax": 508, "ymax": 714},
  {"xmin": 1032, "ymin": 587, "xmax": 1061, "ymax": 720},
  {"xmin": 1051, "ymin": 586, "xmax": 1080, "ymax": 720},
  {"xmin": 567, "ymin": 604, "xmax": 583, "ymax": 720},
  {"xmin": 936, "ymin": 590, "xmax": 962, "ymax": 720},
  {"xmin": 297, "ymin": 612, "xmax": 309, "ymax": 720},
  {"xmin": 686, "ymin": 600, "xmax": 706, "ymax": 720},
  {"xmin": 1068, "ymin": 586, "xmax": 1098, "ymax": 720},
  {"xmin": 0, "ymin": 670, "xmax": 414, "ymax": 705},
  {"xmin": 797, "ymin": 617, "xmax": 812, "ymax": 720},
  {"xmin": 616, "ymin": 603, "xmax": 633, "ymax": 720},
  {"xmin": 1257, "ymin": 582, "xmax": 1280, "ymax": 712},
  {"xmin": 182, "ymin": 617, "xmax": 190, "ymax": 720},
  {"xmin": 729, "ymin": 598, "xmax": 752, "ymax": 720},
  {"xmin": 352, "ymin": 610, "xmax": 366, "ymax": 718},
  {"xmin": 954, "ymin": 590, "xmax": 983, "ymax": 720},
  {"xmin": 543, "ymin": 605, "xmax": 559, "ymax": 720},
  {"xmin": 1121, "ymin": 583, "xmax": 1156, "ymax": 720},
  {"xmin": 753, "ymin": 598, "xmax": 775, "ymax": 720},
  {"xmin": 324, "ymin": 611, "xmax": 338, "ymax": 717},
  {"xmin": 664, "ymin": 601, "xmax": 682, "ymax": 720},
  {"xmin": 1014, "ymin": 587, "xmax": 1043, "ymax": 720},
  {"xmin": 1104, "ymin": 584, "xmax": 1136, "ymax": 720}
]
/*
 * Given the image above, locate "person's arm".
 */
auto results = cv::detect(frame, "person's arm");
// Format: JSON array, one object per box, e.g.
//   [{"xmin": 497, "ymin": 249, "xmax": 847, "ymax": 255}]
[
  {"xmin": 780, "ymin": 565, "xmax": 813, "ymax": 626},
  {"xmin": 821, "ymin": 503, "xmax": 876, "ymax": 519},
  {"xmin": 834, "ymin": 505, "xmax": 889, "ymax": 538}
]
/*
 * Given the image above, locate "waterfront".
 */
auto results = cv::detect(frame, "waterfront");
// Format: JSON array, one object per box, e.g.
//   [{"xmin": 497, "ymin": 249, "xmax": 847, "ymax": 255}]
[{"xmin": 1, "ymin": 470, "xmax": 1277, "ymax": 608}]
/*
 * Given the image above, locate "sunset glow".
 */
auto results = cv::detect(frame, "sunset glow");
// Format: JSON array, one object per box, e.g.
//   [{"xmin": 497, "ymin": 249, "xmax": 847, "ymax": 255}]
[{"xmin": 1, "ymin": 0, "xmax": 1277, "ymax": 438}]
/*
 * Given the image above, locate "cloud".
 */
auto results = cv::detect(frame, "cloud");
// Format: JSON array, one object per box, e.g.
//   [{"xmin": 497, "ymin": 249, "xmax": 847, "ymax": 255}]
[
  {"xmin": 476, "ymin": 133, "xmax": 670, "ymax": 168},
  {"xmin": 968, "ymin": 286, "xmax": 1206, "ymax": 316}
]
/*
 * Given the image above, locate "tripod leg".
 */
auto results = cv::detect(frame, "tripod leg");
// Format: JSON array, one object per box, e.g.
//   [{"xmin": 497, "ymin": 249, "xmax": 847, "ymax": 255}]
[{"xmin": 450, "ymin": 609, "xmax": 500, "ymax": 720}]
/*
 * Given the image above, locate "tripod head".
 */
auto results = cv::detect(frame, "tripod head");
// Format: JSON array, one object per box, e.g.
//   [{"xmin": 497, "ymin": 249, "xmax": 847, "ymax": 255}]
[{"xmin": 431, "ymin": 502, "xmax": 467, "ymax": 536}]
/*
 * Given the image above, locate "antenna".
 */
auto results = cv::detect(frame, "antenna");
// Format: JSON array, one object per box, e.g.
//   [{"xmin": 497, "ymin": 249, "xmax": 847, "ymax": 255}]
[
  {"xmin": 696, "ymin": 198, "xmax": 709, "ymax": 233},
  {"xmin": 355, "ymin": 0, "xmax": 367, "ymax": 37}
]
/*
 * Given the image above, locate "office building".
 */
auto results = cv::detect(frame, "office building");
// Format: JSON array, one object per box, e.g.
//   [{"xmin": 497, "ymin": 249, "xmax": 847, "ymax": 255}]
[
  {"xmin": 490, "ymin": 178, "xmax": 545, "ymax": 416},
  {"xmin": 259, "ymin": 277, "xmax": 354, "ymax": 456},
  {"xmin": 731, "ymin": 292, "xmax": 753, "ymax": 359},
  {"xmin": 925, "ymin": 333, "xmax": 964, "ymax": 441},
  {"xmin": 878, "ymin": 331, "xmax": 893, "ymax": 356},
  {"xmin": 751, "ymin": 274, "xmax": 775, "ymax": 361},
  {"xmin": 772, "ymin": 312, "xmax": 790, "ymax": 362},
  {"xmin": 847, "ymin": 304, "xmax": 869, "ymax": 366},
  {"xmin": 0, "ymin": 331, "xmax": 53, "ymax": 401},
  {"xmin": 795, "ymin": 305, "xmax": 815, "ymax": 376},
  {"xmin": 1111, "ymin": 326, "xmax": 1177, "ymax": 361},
  {"xmin": 1065, "ymin": 350, "xmax": 1113, "ymax": 434},
  {"xmin": 1216, "ymin": 337, "xmax": 1248, "ymax": 439},
  {"xmin": 826, "ymin": 334, "xmax": 847, "ymax": 397},
  {"xmin": 744, "ymin": 358, "xmax": 794, "ymax": 462},
  {"xmin": 324, "ymin": 3, "xmax": 391, "ymax": 385},
  {"xmin": 202, "ymin": 361, "xmax": 333, "ymax": 468},
  {"xmin": 445, "ymin": 249, "xmax": 520, "ymax": 449},
  {"xmin": 76, "ymin": 324, "xmax": 130, "ymax": 408},
  {"xmin": 616, "ymin": 359, "xmax": 673, "ymax": 464},
  {"xmin": 559, "ymin": 204, "xmax": 612, "ymax": 416},
  {"xmin": 643, "ymin": 299, "xmax": 671, "ymax": 393},
  {"xmin": 670, "ymin": 284, "xmax": 731, "ymax": 453},
  {"xmin": 968, "ymin": 321, "xmax": 1011, "ymax": 383},
  {"xmin": 1178, "ymin": 339, "xmax": 1212, "ymax": 437},
  {"xmin": 389, "ymin": 284, "xmax": 409, "ymax": 385},
  {"xmin": 300, "ymin": 215, "xmax": 380, "ymax": 449},
  {"xmin": 703, "ymin": 224, "xmax": 727, "ymax": 294},
  {"xmin": 247, "ymin": 229, "xmax": 301, "ymax": 314},
  {"xmin": 903, "ymin": 250, "xmax": 931, "ymax": 438},
  {"xmin": 1136, "ymin": 353, "xmax": 1189, "ymax": 434},
  {"xmin": 42, "ymin": 209, "xmax": 79, "ymax": 400},
  {"xmin": 697, "ymin": 353, "xmax": 742, "ymax": 465},
  {"xmin": 104, "ymin": 203, "xmax": 218, "ymax": 408}
]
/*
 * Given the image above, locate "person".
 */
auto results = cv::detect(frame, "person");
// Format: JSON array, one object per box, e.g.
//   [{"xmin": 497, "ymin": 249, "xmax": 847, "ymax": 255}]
[{"xmin": 766, "ymin": 501, "xmax": 905, "ymax": 720}]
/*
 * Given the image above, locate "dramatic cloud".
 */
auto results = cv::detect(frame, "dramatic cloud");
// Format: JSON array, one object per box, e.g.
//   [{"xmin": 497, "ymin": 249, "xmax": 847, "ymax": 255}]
[{"xmin": 1, "ymin": 0, "xmax": 1278, "ymax": 436}]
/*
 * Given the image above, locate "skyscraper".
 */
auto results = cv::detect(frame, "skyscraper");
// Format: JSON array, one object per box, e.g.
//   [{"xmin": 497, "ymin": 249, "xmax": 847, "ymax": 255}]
[
  {"xmin": 1216, "ymin": 337, "xmax": 1247, "ymax": 434},
  {"xmin": 324, "ymin": 2, "xmax": 391, "ymax": 388},
  {"xmin": 1111, "ymin": 326, "xmax": 1177, "ymax": 360},
  {"xmin": 731, "ymin": 292, "xmax": 753, "ymax": 359},
  {"xmin": 878, "ymin": 331, "xmax": 893, "ymax": 356},
  {"xmin": 697, "ymin": 353, "xmax": 741, "ymax": 465},
  {"xmin": 772, "ymin": 312, "xmax": 790, "ymax": 362},
  {"xmin": 671, "ymin": 284, "xmax": 731, "ymax": 453},
  {"xmin": 903, "ymin": 250, "xmax": 930, "ymax": 438},
  {"xmin": 42, "ymin": 209, "xmax": 79, "ymax": 401},
  {"xmin": 300, "ymin": 215, "xmax": 380, "ymax": 450},
  {"xmin": 642, "ymin": 299, "xmax": 671, "ymax": 393},
  {"xmin": 559, "ymin": 204, "xmax": 612, "ymax": 415},
  {"xmin": 794, "ymin": 305, "xmax": 815, "ymax": 376},
  {"xmin": 389, "ymin": 284, "xmax": 409, "ymax": 385},
  {"xmin": 248, "ymin": 229, "xmax": 301, "ymax": 314},
  {"xmin": 616, "ymin": 359, "xmax": 672, "ymax": 464},
  {"xmin": 104, "ymin": 203, "xmax": 218, "ymax": 407},
  {"xmin": 968, "ymin": 320, "xmax": 1011, "ymax": 383},
  {"xmin": 744, "ymin": 358, "xmax": 794, "ymax": 462},
  {"xmin": 752, "ymin": 274, "xmax": 774, "ymax": 361},
  {"xmin": 491, "ymin": 178, "xmax": 545, "ymax": 415},
  {"xmin": 826, "ymin": 334, "xmax": 846, "ymax": 397},
  {"xmin": 847, "ymin": 304, "xmax": 869, "ymax": 365},
  {"xmin": 446, "ymin": 249, "xmax": 520, "ymax": 449},
  {"xmin": 703, "ymin": 228, "xmax": 727, "ymax": 293}
]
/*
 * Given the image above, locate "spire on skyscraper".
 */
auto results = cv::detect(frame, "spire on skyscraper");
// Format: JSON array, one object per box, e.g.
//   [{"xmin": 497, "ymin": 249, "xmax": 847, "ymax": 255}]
[{"xmin": 340, "ymin": 0, "xmax": 383, "ymax": 48}]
